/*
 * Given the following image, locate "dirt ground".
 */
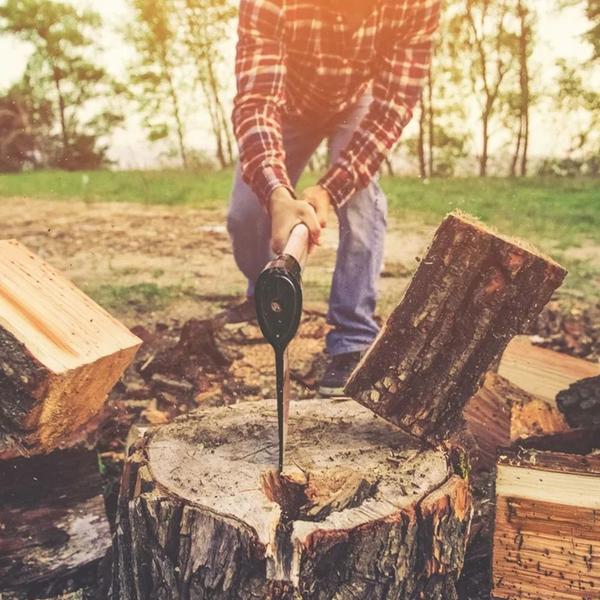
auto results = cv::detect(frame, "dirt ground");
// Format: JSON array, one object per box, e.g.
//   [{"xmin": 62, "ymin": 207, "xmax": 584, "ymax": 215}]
[
  {"xmin": 0, "ymin": 197, "xmax": 431, "ymax": 324},
  {"xmin": 2, "ymin": 197, "xmax": 599, "ymax": 600}
]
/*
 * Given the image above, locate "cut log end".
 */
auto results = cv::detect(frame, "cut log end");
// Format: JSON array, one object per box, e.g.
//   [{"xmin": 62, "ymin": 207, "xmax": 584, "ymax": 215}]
[{"xmin": 112, "ymin": 399, "xmax": 472, "ymax": 599}]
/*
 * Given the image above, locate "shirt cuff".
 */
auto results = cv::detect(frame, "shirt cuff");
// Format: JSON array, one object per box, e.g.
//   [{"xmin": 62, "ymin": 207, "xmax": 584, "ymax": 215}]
[
  {"xmin": 318, "ymin": 163, "xmax": 357, "ymax": 207},
  {"xmin": 252, "ymin": 164, "xmax": 295, "ymax": 207}
]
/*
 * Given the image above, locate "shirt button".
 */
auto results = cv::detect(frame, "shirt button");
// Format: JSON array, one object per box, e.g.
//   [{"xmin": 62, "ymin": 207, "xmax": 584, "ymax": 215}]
[{"xmin": 336, "ymin": 15, "xmax": 342, "ymax": 22}]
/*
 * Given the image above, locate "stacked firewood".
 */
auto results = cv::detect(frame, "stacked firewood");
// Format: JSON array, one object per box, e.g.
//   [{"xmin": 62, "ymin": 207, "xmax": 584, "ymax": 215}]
[
  {"xmin": 0, "ymin": 240, "xmax": 141, "ymax": 598},
  {"xmin": 490, "ymin": 338, "xmax": 600, "ymax": 599}
]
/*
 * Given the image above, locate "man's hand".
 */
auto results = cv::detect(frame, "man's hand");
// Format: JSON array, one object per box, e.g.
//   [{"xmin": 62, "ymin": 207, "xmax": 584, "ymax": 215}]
[
  {"xmin": 268, "ymin": 187, "xmax": 321, "ymax": 253},
  {"xmin": 299, "ymin": 185, "xmax": 332, "ymax": 228}
]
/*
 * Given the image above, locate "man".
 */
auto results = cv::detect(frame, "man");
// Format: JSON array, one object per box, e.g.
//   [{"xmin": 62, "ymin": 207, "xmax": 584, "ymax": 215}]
[{"xmin": 227, "ymin": 0, "xmax": 441, "ymax": 395}]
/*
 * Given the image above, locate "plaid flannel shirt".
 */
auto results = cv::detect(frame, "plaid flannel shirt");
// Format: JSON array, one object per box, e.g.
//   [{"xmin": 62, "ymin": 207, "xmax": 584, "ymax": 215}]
[{"xmin": 232, "ymin": 0, "xmax": 441, "ymax": 207}]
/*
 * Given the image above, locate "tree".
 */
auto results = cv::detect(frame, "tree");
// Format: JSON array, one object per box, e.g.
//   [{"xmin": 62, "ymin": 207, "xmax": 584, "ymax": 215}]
[
  {"xmin": 553, "ymin": 58, "xmax": 600, "ymax": 160},
  {"xmin": 585, "ymin": 0, "xmax": 600, "ymax": 59},
  {"xmin": 127, "ymin": 0, "xmax": 190, "ymax": 169},
  {"xmin": 0, "ymin": 0, "xmax": 122, "ymax": 170},
  {"xmin": 410, "ymin": 3, "xmax": 470, "ymax": 178},
  {"xmin": 450, "ymin": 0, "xmax": 519, "ymax": 176},
  {"xmin": 508, "ymin": 0, "xmax": 534, "ymax": 176},
  {"xmin": 175, "ymin": 0, "xmax": 236, "ymax": 168},
  {"xmin": 0, "ymin": 86, "xmax": 36, "ymax": 172}
]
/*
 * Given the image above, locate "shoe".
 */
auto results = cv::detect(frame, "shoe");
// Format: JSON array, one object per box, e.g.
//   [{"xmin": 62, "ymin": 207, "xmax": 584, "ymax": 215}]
[
  {"xmin": 215, "ymin": 297, "xmax": 256, "ymax": 325},
  {"xmin": 318, "ymin": 351, "xmax": 363, "ymax": 397}
]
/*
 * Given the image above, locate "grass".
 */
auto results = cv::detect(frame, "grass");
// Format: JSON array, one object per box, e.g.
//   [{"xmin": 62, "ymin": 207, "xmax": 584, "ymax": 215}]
[
  {"xmin": 1, "ymin": 169, "xmax": 598, "ymax": 301},
  {"xmin": 0, "ymin": 169, "xmax": 233, "ymax": 209},
  {"xmin": 84, "ymin": 282, "xmax": 187, "ymax": 313},
  {"xmin": 1, "ymin": 169, "xmax": 597, "ymax": 244}
]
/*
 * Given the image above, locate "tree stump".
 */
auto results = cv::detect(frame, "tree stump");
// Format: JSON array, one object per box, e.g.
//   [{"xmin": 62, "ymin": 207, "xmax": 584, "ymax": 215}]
[
  {"xmin": 112, "ymin": 399, "xmax": 472, "ymax": 599},
  {"xmin": 345, "ymin": 212, "xmax": 566, "ymax": 444},
  {"xmin": 0, "ymin": 239, "xmax": 141, "ymax": 459}
]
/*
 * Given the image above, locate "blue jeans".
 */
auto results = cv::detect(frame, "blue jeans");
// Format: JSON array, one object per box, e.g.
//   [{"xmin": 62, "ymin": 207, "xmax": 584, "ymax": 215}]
[{"xmin": 227, "ymin": 97, "xmax": 387, "ymax": 356}]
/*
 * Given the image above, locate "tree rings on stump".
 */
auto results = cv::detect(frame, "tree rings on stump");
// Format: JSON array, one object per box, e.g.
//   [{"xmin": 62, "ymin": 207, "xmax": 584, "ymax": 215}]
[{"xmin": 112, "ymin": 399, "xmax": 472, "ymax": 599}]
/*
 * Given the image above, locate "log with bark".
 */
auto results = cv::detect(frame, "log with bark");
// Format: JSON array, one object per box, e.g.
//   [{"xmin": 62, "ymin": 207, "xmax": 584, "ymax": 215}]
[
  {"xmin": 0, "ymin": 239, "xmax": 141, "ymax": 459},
  {"xmin": 0, "ymin": 447, "xmax": 112, "ymax": 598},
  {"xmin": 492, "ymin": 431, "xmax": 600, "ymax": 600},
  {"xmin": 556, "ymin": 374, "xmax": 600, "ymax": 429},
  {"xmin": 345, "ymin": 212, "xmax": 566, "ymax": 444},
  {"xmin": 112, "ymin": 399, "xmax": 472, "ymax": 600}
]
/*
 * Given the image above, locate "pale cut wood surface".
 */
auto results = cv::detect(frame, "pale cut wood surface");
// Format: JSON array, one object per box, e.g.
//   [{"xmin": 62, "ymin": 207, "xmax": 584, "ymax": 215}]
[
  {"xmin": 112, "ymin": 398, "xmax": 473, "ymax": 599},
  {"xmin": 493, "ymin": 441, "xmax": 600, "ymax": 600},
  {"xmin": 0, "ymin": 239, "xmax": 141, "ymax": 458},
  {"xmin": 499, "ymin": 336, "xmax": 600, "ymax": 404},
  {"xmin": 345, "ymin": 212, "xmax": 566, "ymax": 443}
]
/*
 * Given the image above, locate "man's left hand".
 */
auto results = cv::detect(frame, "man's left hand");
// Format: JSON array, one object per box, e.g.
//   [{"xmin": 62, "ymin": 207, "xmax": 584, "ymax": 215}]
[{"xmin": 300, "ymin": 185, "xmax": 332, "ymax": 229}]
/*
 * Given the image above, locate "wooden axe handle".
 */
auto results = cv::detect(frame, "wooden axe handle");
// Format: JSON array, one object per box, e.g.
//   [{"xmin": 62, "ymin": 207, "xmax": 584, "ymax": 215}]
[{"xmin": 283, "ymin": 223, "xmax": 310, "ymax": 269}]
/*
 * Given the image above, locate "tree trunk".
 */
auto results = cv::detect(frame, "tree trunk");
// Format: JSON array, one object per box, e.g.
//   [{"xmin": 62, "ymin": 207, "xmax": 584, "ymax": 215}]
[
  {"xmin": 417, "ymin": 95, "xmax": 427, "ymax": 178},
  {"xmin": 112, "ymin": 399, "xmax": 472, "ymax": 599},
  {"xmin": 0, "ymin": 447, "xmax": 111, "ymax": 598},
  {"xmin": 480, "ymin": 111, "xmax": 489, "ymax": 176},
  {"xmin": 0, "ymin": 239, "xmax": 141, "ymax": 459},
  {"xmin": 164, "ymin": 65, "xmax": 188, "ymax": 170},
  {"xmin": 345, "ymin": 212, "xmax": 567, "ymax": 444},
  {"xmin": 509, "ymin": 116, "xmax": 523, "ymax": 177},
  {"xmin": 427, "ymin": 65, "xmax": 434, "ymax": 177},
  {"xmin": 51, "ymin": 67, "xmax": 69, "ymax": 159},
  {"xmin": 493, "ymin": 433, "xmax": 600, "ymax": 599},
  {"xmin": 518, "ymin": 0, "xmax": 530, "ymax": 177}
]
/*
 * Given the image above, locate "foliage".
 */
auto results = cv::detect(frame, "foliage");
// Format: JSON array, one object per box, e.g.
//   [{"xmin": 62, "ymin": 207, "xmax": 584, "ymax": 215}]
[
  {"xmin": 0, "ymin": 80, "xmax": 52, "ymax": 171},
  {"xmin": 585, "ymin": 0, "xmax": 600, "ymax": 59},
  {"xmin": 175, "ymin": 0, "xmax": 236, "ymax": 168},
  {"xmin": 126, "ymin": 0, "xmax": 189, "ymax": 168},
  {"xmin": 553, "ymin": 58, "xmax": 600, "ymax": 158},
  {"xmin": 0, "ymin": 0, "xmax": 123, "ymax": 171}
]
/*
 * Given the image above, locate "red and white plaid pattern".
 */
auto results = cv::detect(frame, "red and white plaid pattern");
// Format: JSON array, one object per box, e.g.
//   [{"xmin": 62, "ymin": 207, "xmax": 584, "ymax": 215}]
[{"xmin": 233, "ymin": 0, "xmax": 441, "ymax": 207}]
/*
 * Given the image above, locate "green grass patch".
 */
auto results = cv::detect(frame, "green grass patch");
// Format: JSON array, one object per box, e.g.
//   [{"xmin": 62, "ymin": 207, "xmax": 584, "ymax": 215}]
[
  {"xmin": 1, "ymin": 170, "xmax": 597, "ymax": 247},
  {"xmin": 2, "ymin": 169, "xmax": 598, "ymax": 301},
  {"xmin": 0, "ymin": 169, "xmax": 233, "ymax": 209},
  {"xmin": 85, "ymin": 282, "xmax": 187, "ymax": 313}
]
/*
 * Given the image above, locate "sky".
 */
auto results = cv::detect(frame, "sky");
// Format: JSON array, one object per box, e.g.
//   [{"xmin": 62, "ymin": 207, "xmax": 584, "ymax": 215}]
[{"xmin": 0, "ymin": 0, "xmax": 596, "ymax": 169}]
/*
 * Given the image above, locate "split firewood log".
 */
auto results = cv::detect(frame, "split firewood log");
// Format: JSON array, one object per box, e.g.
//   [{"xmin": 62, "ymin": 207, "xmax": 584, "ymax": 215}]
[
  {"xmin": 0, "ymin": 447, "xmax": 111, "ymax": 598},
  {"xmin": 345, "ymin": 212, "xmax": 566, "ymax": 444},
  {"xmin": 556, "ymin": 374, "xmax": 600, "ymax": 429},
  {"xmin": 112, "ymin": 399, "xmax": 472, "ymax": 600},
  {"xmin": 492, "ymin": 430, "xmax": 600, "ymax": 599},
  {"xmin": 0, "ymin": 239, "xmax": 141, "ymax": 459},
  {"xmin": 499, "ymin": 335, "xmax": 600, "ymax": 404}
]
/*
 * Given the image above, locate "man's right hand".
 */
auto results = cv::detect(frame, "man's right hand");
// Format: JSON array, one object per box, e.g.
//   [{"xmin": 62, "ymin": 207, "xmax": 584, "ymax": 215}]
[{"xmin": 268, "ymin": 187, "xmax": 321, "ymax": 254}]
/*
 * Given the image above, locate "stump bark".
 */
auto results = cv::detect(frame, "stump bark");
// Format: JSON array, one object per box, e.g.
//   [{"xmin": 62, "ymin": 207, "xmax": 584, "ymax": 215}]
[
  {"xmin": 0, "ymin": 447, "xmax": 111, "ymax": 597},
  {"xmin": 0, "ymin": 239, "xmax": 141, "ymax": 459},
  {"xmin": 112, "ymin": 399, "xmax": 472, "ymax": 600},
  {"xmin": 345, "ymin": 212, "xmax": 566, "ymax": 443}
]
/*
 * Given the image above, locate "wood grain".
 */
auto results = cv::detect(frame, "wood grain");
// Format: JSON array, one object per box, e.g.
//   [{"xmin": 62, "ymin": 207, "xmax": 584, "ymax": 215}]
[
  {"xmin": 0, "ymin": 239, "xmax": 141, "ymax": 458},
  {"xmin": 112, "ymin": 399, "xmax": 472, "ymax": 599}
]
